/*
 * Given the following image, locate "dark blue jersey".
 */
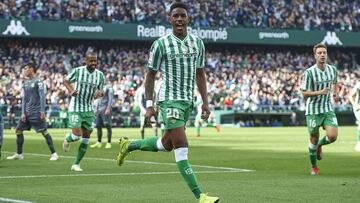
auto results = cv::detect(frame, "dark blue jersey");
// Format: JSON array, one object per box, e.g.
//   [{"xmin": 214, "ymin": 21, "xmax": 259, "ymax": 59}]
[
  {"xmin": 98, "ymin": 84, "xmax": 113, "ymax": 113},
  {"xmin": 22, "ymin": 78, "xmax": 46, "ymax": 114}
]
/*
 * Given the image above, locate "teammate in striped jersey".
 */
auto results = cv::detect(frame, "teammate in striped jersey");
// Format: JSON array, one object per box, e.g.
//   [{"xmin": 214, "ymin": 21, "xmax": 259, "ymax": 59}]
[
  {"xmin": 62, "ymin": 52, "xmax": 105, "ymax": 172},
  {"xmin": 349, "ymin": 82, "xmax": 360, "ymax": 151},
  {"xmin": 116, "ymin": 2, "xmax": 219, "ymax": 203},
  {"xmin": 300, "ymin": 44, "xmax": 340, "ymax": 175}
]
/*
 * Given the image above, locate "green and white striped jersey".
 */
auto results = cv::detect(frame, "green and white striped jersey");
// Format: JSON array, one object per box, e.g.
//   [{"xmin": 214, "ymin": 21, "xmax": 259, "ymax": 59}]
[
  {"xmin": 147, "ymin": 33, "xmax": 205, "ymax": 102},
  {"xmin": 66, "ymin": 66, "xmax": 105, "ymax": 112},
  {"xmin": 300, "ymin": 64, "xmax": 338, "ymax": 115}
]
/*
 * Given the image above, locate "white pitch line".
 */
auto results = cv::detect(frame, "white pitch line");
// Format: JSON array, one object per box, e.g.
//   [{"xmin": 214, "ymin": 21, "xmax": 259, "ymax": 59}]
[
  {"xmin": 3, "ymin": 151, "xmax": 254, "ymax": 172},
  {"xmin": 0, "ymin": 170, "xmax": 247, "ymax": 180},
  {"xmin": 0, "ymin": 197, "xmax": 35, "ymax": 203}
]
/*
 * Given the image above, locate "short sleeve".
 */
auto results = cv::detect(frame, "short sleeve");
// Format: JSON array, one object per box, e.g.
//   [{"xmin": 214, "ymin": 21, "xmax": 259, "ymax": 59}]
[
  {"xmin": 300, "ymin": 71, "xmax": 312, "ymax": 91},
  {"xmin": 65, "ymin": 68, "xmax": 77, "ymax": 83},
  {"xmin": 146, "ymin": 40, "xmax": 163, "ymax": 71},
  {"xmin": 197, "ymin": 38, "xmax": 205, "ymax": 68}
]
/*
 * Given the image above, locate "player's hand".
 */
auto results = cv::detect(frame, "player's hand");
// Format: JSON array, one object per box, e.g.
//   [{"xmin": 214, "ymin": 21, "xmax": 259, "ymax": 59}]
[
  {"xmin": 201, "ymin": 103, "xmax": 210, "ymax": 121},
  {"xmin": 71, "ymin": 90, "xmax": 78, "ymax": 97},
  {"xmin": 145, "ymin": 107, "xmax": 157, "ymax": 125},
  {"xmin": 40, "ymin": 112, "xmax": 46, "ymax": 121},
  {"xmin": 21, "ymin": 113, "xmax": 26, "ymax": 122},
  {"xmin": 333, "ymin": 94, "xmax": 340, "ymax": 103},
  {"xmin": 105, "ymin": 107, "xmax": 110, "ymax": 115},
  {"xmin": 95, "ymin": 90, "xmax": 103, "ymax": 98},
  {"xmin": 318, "ymin": 88, "xmax": 330, "ymax": 95}
]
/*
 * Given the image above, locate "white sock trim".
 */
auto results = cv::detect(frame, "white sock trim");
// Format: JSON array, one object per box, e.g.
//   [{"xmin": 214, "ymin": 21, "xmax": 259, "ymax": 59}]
[
  {"xmin": 308, "ymin": 143, "xmax": 317, "ymax": 150},
  {"xmin": 156, "ymin": 138, "xmax": 166, "ymax": 151},
  {"xmin": 357, "ymin": 125, "xmax": 360, "ymax": 130},
  {"xmin": 81, "ymin": 138, "xmax": 90, "ymax": 144},
  {"xmin": 174, "ymin": 147, "xmax": 188, "ymax": 162},
  {"xmin": 71, "ymin": 133, "xmax": 80, "ymax": 141}
]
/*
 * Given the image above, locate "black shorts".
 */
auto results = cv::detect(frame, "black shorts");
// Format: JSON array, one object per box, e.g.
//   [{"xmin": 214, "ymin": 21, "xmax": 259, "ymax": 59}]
[
  {"xmin": 96, "ymin": 112, "xmax": 112, "ymax": 127},
  {"xmin": 16, "ymin": 112, "xmax": 46, "ymax": 132}
]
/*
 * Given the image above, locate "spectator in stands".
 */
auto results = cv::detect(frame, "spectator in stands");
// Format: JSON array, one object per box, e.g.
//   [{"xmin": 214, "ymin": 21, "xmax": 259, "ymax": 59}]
[
  {"xmin": 0, "ymin": 39, "xmax": 359, "ymax": 127},
  {"xmin": 0, "ymin": 0, "xmax": 359, "ymax": 31}
]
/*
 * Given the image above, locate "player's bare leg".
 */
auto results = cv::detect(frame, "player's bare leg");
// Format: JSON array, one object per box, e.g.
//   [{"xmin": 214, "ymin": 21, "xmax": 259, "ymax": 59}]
[{"xmin": 317, "ymin": 126, "xmax": 338, "ymax": 160}]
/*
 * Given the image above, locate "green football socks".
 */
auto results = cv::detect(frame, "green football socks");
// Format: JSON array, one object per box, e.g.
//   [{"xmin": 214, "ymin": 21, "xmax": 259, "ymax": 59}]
[
  {"xmin": 308, "ymin": 143, "xmax": 317, "ymax": 167},
  {"xmin": 75, "ymin": 140, "xmax": 89, "ymax": 164},
  {"xmin": 128, "ymin": 137, "xmax": 158, "ymax": 152},
  {"xmin": 196, "ymin": 127, "xmax": 200, "ymax": 136},
  {"xmin": 177, "ymin": 160, "xmax": 202, "ymax": 199}
]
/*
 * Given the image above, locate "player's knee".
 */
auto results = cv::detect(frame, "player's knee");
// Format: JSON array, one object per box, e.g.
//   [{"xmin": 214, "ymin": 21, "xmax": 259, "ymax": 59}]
[
  {"xmin": 164, "ymin": 144, "xmax": 173, "ymax": 151},
  {"xmin": 83, "ymin": 132, "xmax": 91, "ymax": 138},
  {"xmin": 157, "ymin": 138, "xmax": 171, "ymax": 151},
  {"xmin": 329, "ymin": 135, "xmax": 337, "ymax": 143}
]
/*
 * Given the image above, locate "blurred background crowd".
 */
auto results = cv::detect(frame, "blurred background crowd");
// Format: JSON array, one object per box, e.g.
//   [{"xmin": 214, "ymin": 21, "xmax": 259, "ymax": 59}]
[
  {"xmin": 0, "ymin": 0, "xmax": 359, "ymax": 31},
  {"xmin": 0, "ymin": 0, "xmax": 359, "ymax": 127},
  {"xmin": 1, "ymin": 39, "xmax": 358, "ymax": 117}
]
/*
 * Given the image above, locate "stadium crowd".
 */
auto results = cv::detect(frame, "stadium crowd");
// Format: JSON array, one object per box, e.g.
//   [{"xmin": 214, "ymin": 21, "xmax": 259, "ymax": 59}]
[
  {"xmin": 0, "ymin": 39, "xmax": 359, "ymax": 122},
  {"xmin": 0, "ymin": 0, "xmax": 359, "ymax": 31}
]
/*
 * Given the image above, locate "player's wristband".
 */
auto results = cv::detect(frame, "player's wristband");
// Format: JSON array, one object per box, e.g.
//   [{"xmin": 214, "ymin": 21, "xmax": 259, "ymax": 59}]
[{"xmin": 146, "ymin": 100, "xmax": 153, "ymax": 108}]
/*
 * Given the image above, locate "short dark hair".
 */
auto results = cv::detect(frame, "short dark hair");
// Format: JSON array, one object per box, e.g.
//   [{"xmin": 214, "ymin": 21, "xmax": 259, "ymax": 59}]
[
  {"xmin": 24, "ymin": 62, "xmax": 37, "ymax": 73},
  {"xmin": 86, "ymin": 51, "xmax": 97, "ymax": 58},
  {"xmin": 313, "ymin": 44, "xmax": 327, "ymax": 54},
  {"xmin": 170, "ymin": 1, "xmax": 188, "ymax": 13}
]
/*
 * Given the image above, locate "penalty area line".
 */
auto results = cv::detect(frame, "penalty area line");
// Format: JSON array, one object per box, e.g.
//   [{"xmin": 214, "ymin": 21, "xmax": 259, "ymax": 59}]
[
  {"xmin": 3, "ymin": 151, "xmax": 255, "ymax": 172},
  {"xmin": 0, "ymin": 197, "xmax": 36, "ymax": 203},
  {"xmin": 0, "ymin": 170, "xmax": 249, "ymax": 180}
]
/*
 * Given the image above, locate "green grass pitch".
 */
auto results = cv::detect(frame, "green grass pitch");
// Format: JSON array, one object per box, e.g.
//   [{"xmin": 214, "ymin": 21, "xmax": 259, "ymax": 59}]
[{"xmin": 0, "ymin": 127, "xmax": 360, "ymax": 203}]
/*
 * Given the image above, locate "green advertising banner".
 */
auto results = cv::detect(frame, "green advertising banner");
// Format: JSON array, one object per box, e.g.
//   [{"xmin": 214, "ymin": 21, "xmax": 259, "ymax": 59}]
[{"xmin": 0, "ymin": 19, "xmax": 359, "ymax": 47}]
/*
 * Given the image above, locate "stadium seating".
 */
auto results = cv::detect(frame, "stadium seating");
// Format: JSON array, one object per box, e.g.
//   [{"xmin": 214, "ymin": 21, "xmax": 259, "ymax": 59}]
[{"xmin": 0, "ymin": 0, "xmax": 359, "ymax": 31}]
